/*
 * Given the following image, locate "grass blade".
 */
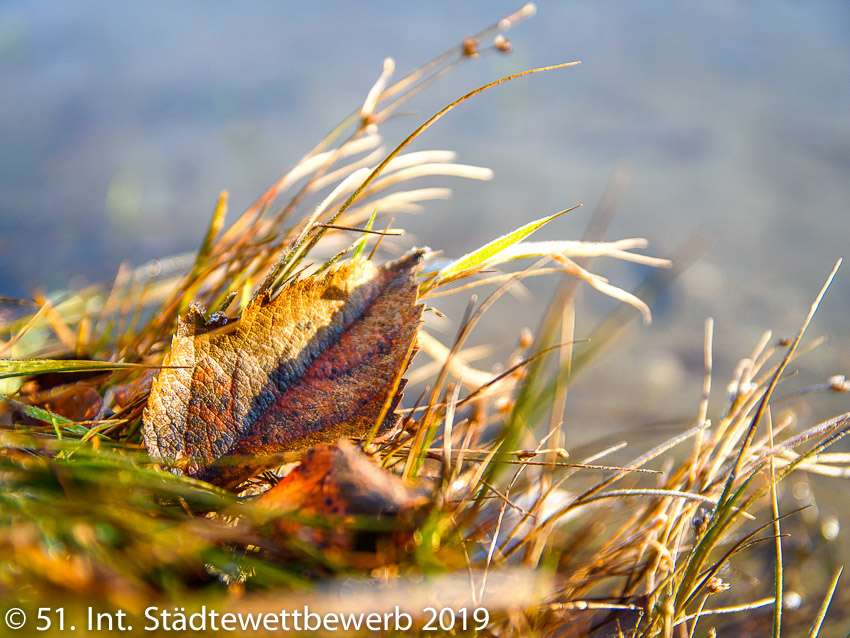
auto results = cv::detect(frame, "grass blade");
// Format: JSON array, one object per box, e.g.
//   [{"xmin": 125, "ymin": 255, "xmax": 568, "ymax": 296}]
[
  {"xmin": 426, "ymin": 205, "xmax": 580, "ymax": 289},
  {"xmin": 0, "ymin": 359, "xmax": 161, "ymax": 380},
  {"xmin": 809, "ymin": 566, "xmax": 843, "ymax": 638}
]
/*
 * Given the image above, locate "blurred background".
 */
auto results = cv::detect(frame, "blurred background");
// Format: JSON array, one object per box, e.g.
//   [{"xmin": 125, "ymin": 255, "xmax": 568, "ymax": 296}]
[{"xmin": 1, "ymin": 2, "xmax": 848, "ymax": 440}]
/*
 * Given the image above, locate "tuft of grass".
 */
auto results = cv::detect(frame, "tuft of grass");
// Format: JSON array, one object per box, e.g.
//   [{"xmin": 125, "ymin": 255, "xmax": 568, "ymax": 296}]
[{"xmin": 1, "ymin": 6, "xmax": 848, "ymax": 636}]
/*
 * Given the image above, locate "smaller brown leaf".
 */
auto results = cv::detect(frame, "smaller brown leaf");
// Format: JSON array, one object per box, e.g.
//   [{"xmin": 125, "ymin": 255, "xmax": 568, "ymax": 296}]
[
  {"xmin": 257, "ymin": 441, "xmax": 427, "ymax": 554},
  {"xmin": 258, "ymin": 440, "xmax": 427, "ymax": 517},
  {"xmin": 256, "ymin": 444, "xmax": 346, "ymax": 517}
]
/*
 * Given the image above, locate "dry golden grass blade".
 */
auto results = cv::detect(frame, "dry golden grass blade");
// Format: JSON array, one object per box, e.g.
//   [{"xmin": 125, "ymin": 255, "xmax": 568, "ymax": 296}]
[
  {"xmin": 484, "ymin": 238, "xmax": 672, "ymax": 268},
  {"xmin": 32, "ymin": 296, "xmax": 76, "ymax": 353},
  {"xmin": 678, "ymin": 597, "xmax": 775, "ymax": 626},
  {"xmin": 360, "ymin": 161, "xmax": 494, "ymax": 197},
  {"xmin": 767, "ymin": 408, "xmax": 783, "ymax": 638},
  {"xmin": 345, "ymin": 187, "xmax": 455, "ymax": 220},
  {"xmin": 360, "ymin": 57, "xmax": 395, "ymax": 122},
  {"xmin": 422, "ymin": 266, "xmax": 567, "ymax": 298},
  {"xmin": 808, "ymin": 566, "xmax": 843, "ymax": 638},
  {"xmin": 0, "ymin": 297, "xmax": 53, "ymax": 358},
  {"xmin": 725, "ymin": 259, "xmax": 841, "ymax": 497},
  {"xmin": 689, "ymin": 317, "xmax": 714, "ymax": 487},
  {"xmin": 554, "ymin": 254, "xmax": 654, "ymax": 324}
]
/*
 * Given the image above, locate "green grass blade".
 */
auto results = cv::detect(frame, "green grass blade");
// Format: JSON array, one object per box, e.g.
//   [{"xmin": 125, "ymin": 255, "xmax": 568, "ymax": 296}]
[
  {"xmin": 0, "ymin": 359, "xmax": 166, "ymax": 380},
  {"xmin": 1, "ymin": 396, "xmax": 87, "ymax": 437},
  {"xmin": 428, "ymin": 206, "xmax": 579, "ymax": 289},
  {"xmin": 352, "ymin": 209, "xmax": 378, "ymax": 260}
]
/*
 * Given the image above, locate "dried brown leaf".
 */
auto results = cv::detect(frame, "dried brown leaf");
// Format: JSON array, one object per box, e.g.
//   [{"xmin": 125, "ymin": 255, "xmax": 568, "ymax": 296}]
[{"xmin": 143, "ymin": 251, "xmax": 424, "ymax": 488}]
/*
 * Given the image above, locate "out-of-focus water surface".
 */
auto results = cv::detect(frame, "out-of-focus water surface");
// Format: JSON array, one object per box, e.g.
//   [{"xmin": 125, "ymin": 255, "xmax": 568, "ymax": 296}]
[{"xmin": 2, "ymin": 2, "xmax": 849, "ymax": 438}]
